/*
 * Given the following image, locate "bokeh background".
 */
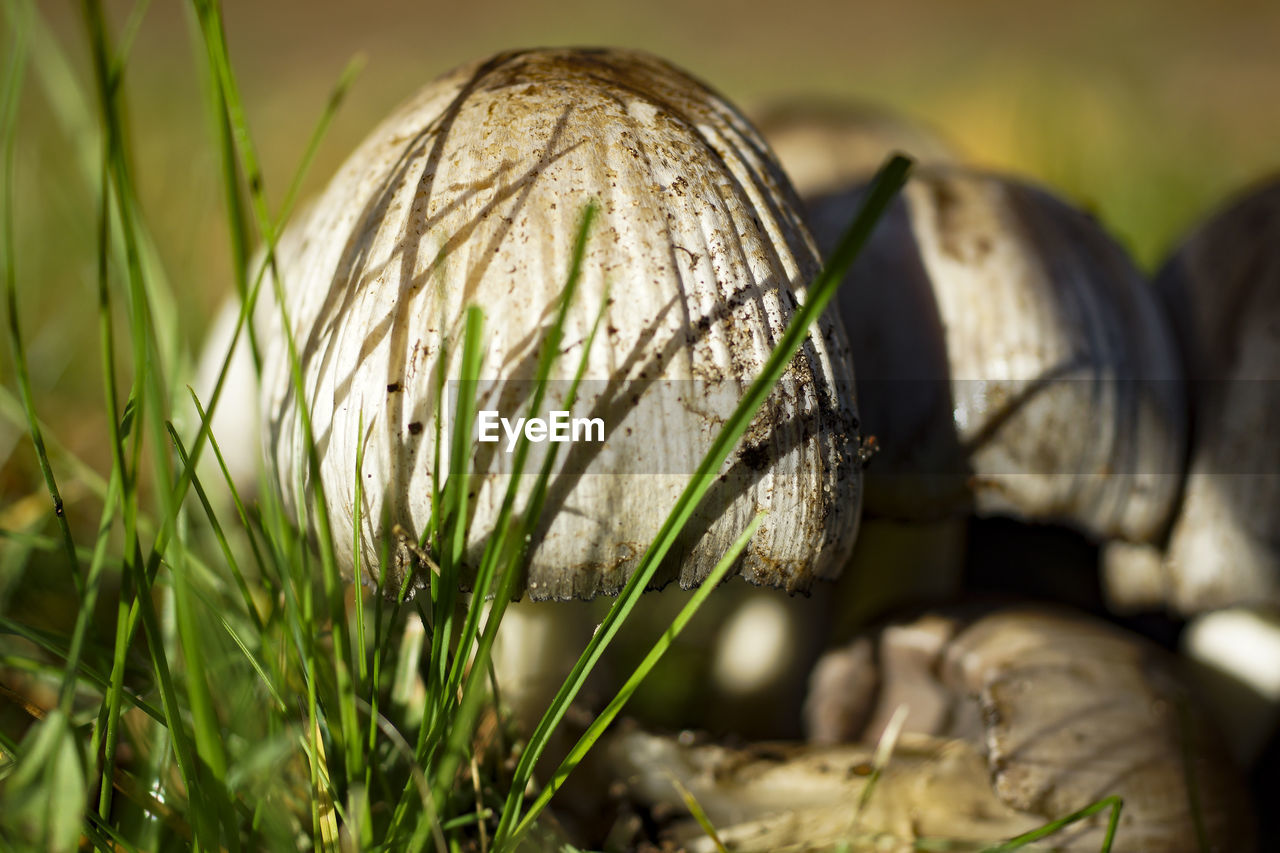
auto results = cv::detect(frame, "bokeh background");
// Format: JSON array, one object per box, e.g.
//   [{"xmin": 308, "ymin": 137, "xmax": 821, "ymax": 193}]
[{"xmin": 7, "ymin": 0, "xmax": 1280, "ymax": 487}]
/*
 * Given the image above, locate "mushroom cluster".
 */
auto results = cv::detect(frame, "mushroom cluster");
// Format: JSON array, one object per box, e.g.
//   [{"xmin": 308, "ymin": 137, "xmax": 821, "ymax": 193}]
[{"xmin": 198, "ymin": 45, "xmax": 1271, "ymax": 852}]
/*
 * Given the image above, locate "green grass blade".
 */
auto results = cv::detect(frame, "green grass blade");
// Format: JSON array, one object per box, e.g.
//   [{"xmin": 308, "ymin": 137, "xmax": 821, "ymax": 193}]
[
  {"xmin": 419, "ymin": 203, "xmax": 600, "ymax": 828},
  {"xmin": 166, "ymin": 421, "xmax": 263, "ymax": 630},
  {"xmin": 78, "ymin": 1, "xmax": 235, "ymax": 844},
  {"xmin": 981, "ymin": 795, "xmax": 1123, "ymax": 852},
  {"xmin": 276, "ymin": 55, "xmax": 363, "ymax": 224},
  {"xmin": 188, "ymin": 388, "xmax": 273, "ymax": 593},
  {"xmin": 353, "ymin": 409, "xmax": 370, "ymax": 681},
  {"xmin": 669, "ymin": 776, "xmax": 729, "ymax": 853},
  {"xmin": 190, "ymin": 0, "xmax": 366, "ymax": 793},
  {"xmin": 441, "ymin": 202, "xmax": 599, "ymax": 707},
  {"xmin": 430, "ymin": 305, "xmax": 487, "ymax": 713},
  {"xmin": 509, "ymin": 512, "xmax": 765, "ymax": 844},
  {"xmin": 0, "ymin": 618, "xmax": 164, "ymax": 723}
]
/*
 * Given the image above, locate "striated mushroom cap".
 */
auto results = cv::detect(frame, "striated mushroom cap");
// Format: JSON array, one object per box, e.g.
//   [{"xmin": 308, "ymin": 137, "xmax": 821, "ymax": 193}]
[
  {"xmin": 258, "ymin": 48, "xmax": 861, "ymax": 601},
  {"xmin": 805, "ymin": 166, "xmax": 1186, "ymax": 543}
]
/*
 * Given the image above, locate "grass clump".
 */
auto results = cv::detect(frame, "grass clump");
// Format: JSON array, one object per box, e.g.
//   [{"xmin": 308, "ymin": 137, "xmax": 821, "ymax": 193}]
[{"xmin": 0, "ymin": 1, "xmax": 921, "ymax": 850}]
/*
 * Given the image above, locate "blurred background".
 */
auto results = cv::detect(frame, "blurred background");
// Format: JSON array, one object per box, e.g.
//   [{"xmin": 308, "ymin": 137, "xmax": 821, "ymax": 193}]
[{"xmin": 7, "ymin": 0, "xmax": 1280, "ymax": 485}]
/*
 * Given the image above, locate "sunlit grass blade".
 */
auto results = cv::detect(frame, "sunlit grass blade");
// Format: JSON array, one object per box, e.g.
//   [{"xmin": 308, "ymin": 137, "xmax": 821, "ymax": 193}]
[
  {"xmin": 441, "ymin": 202, "xmax": 599, "ymax": 705},
  {"xmin": 277, "ymin": 55, "xmax": 364, "ymax": 224},
  {"xmin": 981, "ymin": 795, "xmax": 1123, "ymax": 853},
  {"xmin": 203, "ymin": 39, "xmax": 258, "ymax": 370},
  {"xmin": 841, "ymin": 701, "xmax": 909, "ymax": 846},
  {"xmin": 430, "ymin": 305, "xmax": 487, "ymax": 712},
  {"xmin": 77, "ymin": 1, "xmax": 247, "ymax": 844},
  {"xmin": 190, "ymin": 0, "xmax": 368, "ymax": 794},
  {"xmin": 188, "ymin": 388, "xmax": 274, "ymax": 594},
  {"xmin": 670, "ymin": 775, "xmax": 729, "ymax": 853},
  {"xmin": 167, "ymin": 422, "xmax": 263, "ymax": 629},
  {"xmin": 420, "ymin": 203, "xmax": 601, "ymax": 829},
  {"xmin": 169, "ymin": 541, "xmax": 241, "ymax": 848},
  {"xmin": 420, "ymin": 206, "xmax": 601, "ymax": 808},
  {"xmin": 385, "ymin": 305, "xmax": 489, "ymax": 841},
  {"xmin": 352, "ymin": 411, "xmax": 371, "ymax": 755},
  {"xmin": 16, "ymin": 0, "xmax": 179, "ymax": 376},
  {"xmin": 509, "ymin": 512, "xmax": 765, "ymax": 844}
]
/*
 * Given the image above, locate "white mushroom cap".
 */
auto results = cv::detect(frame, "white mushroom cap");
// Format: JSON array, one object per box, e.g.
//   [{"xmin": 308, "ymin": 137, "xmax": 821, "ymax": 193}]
[
  {"xmin": 257, "ymin": 48, "xmax": 861, "ymax": 600},
  {"xmin": 806, "ymin": 167, "xmax": 1187, "ymax": 543}
]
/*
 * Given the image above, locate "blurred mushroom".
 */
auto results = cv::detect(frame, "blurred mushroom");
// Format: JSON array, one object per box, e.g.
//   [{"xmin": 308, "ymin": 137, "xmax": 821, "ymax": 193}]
[
  {"xmin": 753, "ymin": 98, "xmax": 957, "ymax": 199},
  {"xmin": 256, "ymin": 47, "xmax": 862, "ymax": 602},
  {"xmin": 1181, "ymin": 606, "xmax": 1280, "ymax": 765},
  {"xmin": 604, "ymin": 728, "xmax": 1046, "ymax": 851},
  {"xmin": 498, "ymin": 580, "xmax": 831, "ymax": 740},
  {"xmin": 594, "ymin": 607, "xmax": 1255, "ymax": 852},
  {"xmin": 192, "ymin": 297, "xmax": 259, "ymax": 491},
  {"xmin": 803, "ymin": 608, "xmax": 1254, "ymax": 851},
  {"xmin": 1104, "ymin": 178, "xmax": 1280, "ymax": 614},
  {"xmin": 806, "ymin": 166, "xmax": 1186, "ymax": 546},
  {"xmin": 1098, "ymin": 179, "xmax": 1280, "ymax": 767}
]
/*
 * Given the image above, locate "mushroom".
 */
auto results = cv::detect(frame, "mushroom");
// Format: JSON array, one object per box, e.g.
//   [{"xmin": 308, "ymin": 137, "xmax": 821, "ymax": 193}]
[
  {"xmin": 1103, "ymin": 178, "xmax": 1280, "ymax": 614},
  {"xmin": 193, "ymin": 295, "xmax": 261, "ymax": 492},
  {"xmin": 191, "ymin": 201, "xmax": 320, "ymax": 501},
  {"xmin": 804, "ymin": 166, "xmax": 1187, "ymax": 545},
  {"xmin": 593, "ymin": 607, "xmax": 1256, "ymax": 852},
  {"xmin": 1180, "ymin": 606, "xmax": 1280, "ymax": 765},
  {"xmin": 755, "ymin": 104, "xmax": 969, "ymax": 632},
  {"xmin": 255, "ymin": 47, "xmax": 862, "ymax": 601},
  {"xmin": 603, "ymin": 728, "xmax": 1048, "ymax": 850},
  {"xmin": 1097, "ymin": 178, "xmax": 1280, "ymax": 767},
  {"xmin": 753, "ymin": 98, "xmax": 957, "ymax": 199}
]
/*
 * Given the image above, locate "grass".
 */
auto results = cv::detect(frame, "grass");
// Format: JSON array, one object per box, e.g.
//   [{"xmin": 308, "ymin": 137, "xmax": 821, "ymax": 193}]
[{"xmin": 0, "ymin": 2, "xmax": 1142, "ymax": 851}]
